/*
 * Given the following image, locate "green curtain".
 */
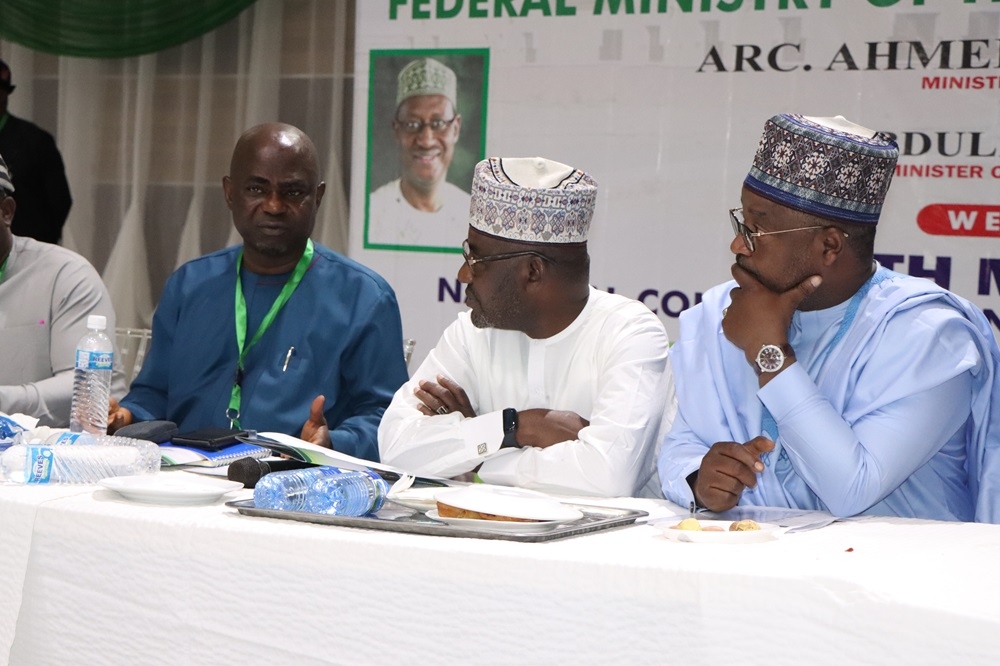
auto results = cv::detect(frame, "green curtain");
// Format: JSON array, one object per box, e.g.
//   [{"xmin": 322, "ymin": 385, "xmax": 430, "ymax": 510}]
[{"xmin": 0, "ymin": 0, "xmax": 258, "ymax": 58}]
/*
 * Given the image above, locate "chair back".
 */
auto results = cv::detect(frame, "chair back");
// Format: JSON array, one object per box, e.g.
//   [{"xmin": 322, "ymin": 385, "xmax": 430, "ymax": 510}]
[{"xmin": 115, "ymin": 328, "xmax": 152, "ymax": 385}]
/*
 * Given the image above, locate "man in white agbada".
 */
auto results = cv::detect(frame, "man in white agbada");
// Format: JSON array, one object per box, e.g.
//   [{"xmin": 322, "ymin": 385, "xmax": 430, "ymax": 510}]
[
  {"xmin": 368, "ymin": 58, "xmax": 470, "ymax": 249},
  {"xmin": 378, "ymin": 157, "xmax": 676, "ymax": 497}
]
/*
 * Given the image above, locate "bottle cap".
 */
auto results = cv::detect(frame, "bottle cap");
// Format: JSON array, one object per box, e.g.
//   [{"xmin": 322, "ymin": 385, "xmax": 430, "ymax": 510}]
[{"xmin": 87, "ymin": 315, "xmax": 107, "ymax": 330}]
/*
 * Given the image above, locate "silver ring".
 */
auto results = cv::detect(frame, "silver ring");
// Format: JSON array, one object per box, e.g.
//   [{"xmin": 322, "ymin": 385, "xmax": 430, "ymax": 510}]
[
  {"xmin": 436, "ymin": 406, "xmax": 449, "ymax": 415},
  {"xmin": 722, "ymin": 307, "xmax": 729, "ymax": 317}
]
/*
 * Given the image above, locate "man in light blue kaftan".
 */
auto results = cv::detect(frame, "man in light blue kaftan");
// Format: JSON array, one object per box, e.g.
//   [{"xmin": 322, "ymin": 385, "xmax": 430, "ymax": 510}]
[{"xmin": 658, "ymin": 114, "xmax": 1000, "ymax": 523}]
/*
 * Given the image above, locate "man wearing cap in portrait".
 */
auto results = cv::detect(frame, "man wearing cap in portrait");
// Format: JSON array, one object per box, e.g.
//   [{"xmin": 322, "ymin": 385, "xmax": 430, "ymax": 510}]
[
  {"xmin": 0, "ymin": 152, "xmax": 122, "ymax": 426},
  {"xmin": 658, "ymin": 114, "xmax": 1000, "ymax": 522},
  {"xmin": 374, "ymin": 157, "xmax": 676, "ymax": 497},
  {"xmin": 367, "ymin": 57, "xmax": 470, "ymax": 248},
  {"xmin": 0, "ymin": 59, "xmax": 73, "ymax": 244}
]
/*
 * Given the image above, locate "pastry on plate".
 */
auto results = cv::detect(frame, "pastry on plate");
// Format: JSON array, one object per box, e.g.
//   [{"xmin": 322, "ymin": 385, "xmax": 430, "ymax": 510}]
[
  {"xmin": 672, "ymin": 518, "xmax": 703, "ymax": 531},
  {"xmin": 729, "ymin": 519, "xmax": 761, "ymax": 531}
]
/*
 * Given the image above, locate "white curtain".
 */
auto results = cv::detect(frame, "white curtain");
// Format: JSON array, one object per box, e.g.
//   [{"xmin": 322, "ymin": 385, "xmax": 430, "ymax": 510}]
[{"xmin": 0, "ymin": 0, "xmax": 354, "ymax": 328}]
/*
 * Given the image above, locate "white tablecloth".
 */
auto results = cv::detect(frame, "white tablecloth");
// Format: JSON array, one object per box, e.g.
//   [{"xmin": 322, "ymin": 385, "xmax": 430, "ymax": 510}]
[{"xmin": 1, "ymin": 482, "xmax": 999, "ymax": 665}]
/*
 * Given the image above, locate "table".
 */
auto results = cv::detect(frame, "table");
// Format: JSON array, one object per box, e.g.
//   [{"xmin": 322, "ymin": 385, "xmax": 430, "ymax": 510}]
[{"xmin": 1, "ymin": 481, "xmax": 999, "ymax": 665}]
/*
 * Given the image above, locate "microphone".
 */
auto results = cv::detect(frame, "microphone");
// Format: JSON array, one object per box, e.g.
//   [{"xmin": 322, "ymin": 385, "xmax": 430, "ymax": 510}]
[{"xmin": 227, "ymin": 456, "xmax": 319, "ymax": 488}]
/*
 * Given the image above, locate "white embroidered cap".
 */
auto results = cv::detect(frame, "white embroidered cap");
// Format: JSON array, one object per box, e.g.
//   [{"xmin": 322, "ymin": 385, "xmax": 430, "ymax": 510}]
[{"xmin": 469, "ymin": 157, "xmax": 597, "ymax": 244}]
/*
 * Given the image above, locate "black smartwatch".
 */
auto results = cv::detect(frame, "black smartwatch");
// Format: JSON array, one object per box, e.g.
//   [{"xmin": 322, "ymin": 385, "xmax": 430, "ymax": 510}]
[{"xmin": 500, "ymin": 408, "xmax": 519, "ymax": 449}]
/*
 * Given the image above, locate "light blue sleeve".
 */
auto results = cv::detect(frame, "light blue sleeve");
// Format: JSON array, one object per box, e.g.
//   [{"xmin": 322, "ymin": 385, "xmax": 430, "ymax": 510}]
[
  {"xmin": 657, "ymin": 405, "xmax": 708, "ymax": 507},
  {"xmin": 657, "ymin": 289, "xmax": 742, "ymax": 507},
  {"xmin": 977, "ymin": 438, "xmax": 1000, "ymax": 524},
  {"xmin": 760, "ymin": 311, "xmax": 981, "ymax": 517}
]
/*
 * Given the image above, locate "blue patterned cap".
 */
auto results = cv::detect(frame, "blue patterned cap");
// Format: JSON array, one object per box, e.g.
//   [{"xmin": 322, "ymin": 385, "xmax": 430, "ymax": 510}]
[
  {"xmin": 744, "ymin": 114, "xmax": 898, "ymax": 224},
  {"xmin": 469, "ymin": 157, "xmax": 597, "ymax": 244},
  {"xmin": 0, "ymin": 152, "xmax": 14, "ymax": 194}
]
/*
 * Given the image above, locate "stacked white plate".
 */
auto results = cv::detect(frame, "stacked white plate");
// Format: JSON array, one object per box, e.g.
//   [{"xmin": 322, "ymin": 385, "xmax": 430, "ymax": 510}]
[{"xmin": 429, "ymin": 485, "xmax": 583, "ymax": 533}]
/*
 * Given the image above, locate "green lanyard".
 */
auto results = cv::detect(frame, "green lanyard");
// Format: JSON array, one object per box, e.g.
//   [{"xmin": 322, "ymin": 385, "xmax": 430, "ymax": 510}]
[
  {"xmin": 0, "ymin": 256, "xmax": 8, "ymax": 284},
  {"xmin": 226, "ymin": 239, "xmax": 314, "ymax": 428},
  {"xmin": 0, "ymin": 113, "xmax": 8, "ymax": 133}
]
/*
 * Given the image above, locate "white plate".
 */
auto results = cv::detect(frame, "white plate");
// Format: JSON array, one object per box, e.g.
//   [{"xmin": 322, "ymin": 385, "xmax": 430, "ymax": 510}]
[
  {"xmin": 660, "ymin": 519, "xmax": 782, "ymax": 544},
  {"xmin": 426, "ymin": 509, "xmax": 575, "ymax": 533},
  {"xmin": 99, "ymin": 474, "xmax": 244, "ymax": 505},
  {"xmin": 434, "ymin": 485, "xmax": 584, "ymax": 522}
]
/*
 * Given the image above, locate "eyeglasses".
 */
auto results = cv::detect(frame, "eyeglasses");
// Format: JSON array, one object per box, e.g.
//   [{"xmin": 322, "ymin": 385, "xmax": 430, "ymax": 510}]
[
  {"xmin": 395, "ymin": 117, "xmax": 458, "ymax": 135},
  {"xmin": 462, "ymin": 239, "xmax": 554, "ymax": 269},
  {"xmin": 729, "ymin": 208, "xmax": 847, "ymax": 253}
]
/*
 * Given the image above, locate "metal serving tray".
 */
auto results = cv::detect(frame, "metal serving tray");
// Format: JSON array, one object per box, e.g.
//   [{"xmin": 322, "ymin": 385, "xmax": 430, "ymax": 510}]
[{"xmin": 226, "ymin": 499, "xmax": 647, "ymax": 543}]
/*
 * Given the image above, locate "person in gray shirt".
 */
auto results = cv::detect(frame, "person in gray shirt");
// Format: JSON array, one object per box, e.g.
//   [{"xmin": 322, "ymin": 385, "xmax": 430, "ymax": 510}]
[{"xmin": 0, "ymin": 151, "xmax": 121, "ymax": 426}]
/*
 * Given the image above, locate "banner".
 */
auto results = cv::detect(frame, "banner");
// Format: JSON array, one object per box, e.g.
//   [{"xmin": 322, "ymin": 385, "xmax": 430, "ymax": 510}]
[{"xmin": 349, "ymin": 0, "xmax": 1000, "ymax": 360}]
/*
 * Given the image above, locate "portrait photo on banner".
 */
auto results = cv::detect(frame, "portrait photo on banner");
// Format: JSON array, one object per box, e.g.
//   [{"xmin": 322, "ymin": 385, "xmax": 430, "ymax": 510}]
[{"xmin": 364, "ymin": 48, "xmax": 488, "ymax": 253}]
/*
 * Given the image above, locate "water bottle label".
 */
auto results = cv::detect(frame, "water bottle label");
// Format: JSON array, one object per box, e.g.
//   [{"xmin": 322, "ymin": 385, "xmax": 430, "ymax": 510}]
[
  {"xmin": 25, "ymin": 447, "xmax": 54, "ymax": 484},
  {"xmin": 75, "ymin": 349, "xmax": 113, "ymax": 371},
  {"xmin": 50, "ymin": 432, "xmax": 87, "ymax": 445}
]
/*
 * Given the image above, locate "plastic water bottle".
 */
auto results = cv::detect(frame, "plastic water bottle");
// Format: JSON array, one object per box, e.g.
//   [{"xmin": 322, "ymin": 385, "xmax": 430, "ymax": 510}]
[
  {"xmin": 305, "ymin": 469, "xmax": 389, "ymax": 516},
  {"xmin": 252, "ymin": 465, "xmax": 344, "ymax": 511},
  {"xmin": 253, "ymin": 466, "xmax": 389, "ymax": 516},
  {"xmin": 0, "ymin": 433, "xmax": 160, "ymax": 484},
  {"xmin": 69, "ymin": 314, "xmax": 114, "ymax": 434}
]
